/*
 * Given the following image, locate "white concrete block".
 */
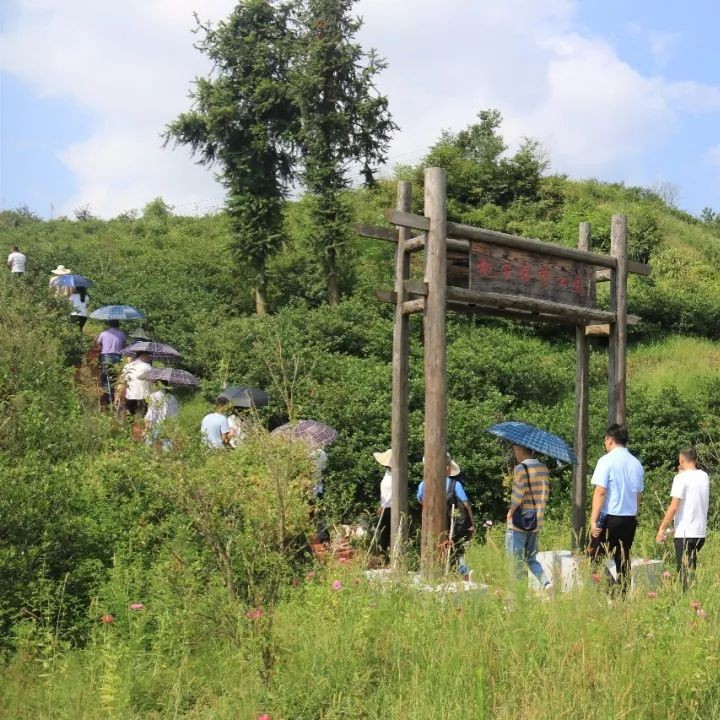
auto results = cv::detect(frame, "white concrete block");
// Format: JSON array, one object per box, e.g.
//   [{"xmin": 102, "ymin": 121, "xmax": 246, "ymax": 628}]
[
  {"xmin": 606, "ymin": 558, "xmax": 663, "ymax": 589},
  {"xmin": 559, "ymin": 554, "xmax": 586, "ymax": 592},
  {"xmin": 528, "ymin": 550, "xmax": 572, "ymax": 589}
]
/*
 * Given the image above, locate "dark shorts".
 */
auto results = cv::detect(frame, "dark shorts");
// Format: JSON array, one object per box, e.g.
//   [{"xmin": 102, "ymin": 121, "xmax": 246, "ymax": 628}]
[{"xmin": 126, "ymin": 399, "xmax": 147, "ymax": 416}]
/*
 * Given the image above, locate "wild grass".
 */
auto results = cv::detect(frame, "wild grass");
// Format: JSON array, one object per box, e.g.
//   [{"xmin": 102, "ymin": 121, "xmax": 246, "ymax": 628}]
[{"xmin": 2, "ymin": 522, "xmax": 718, "ymax": 720}]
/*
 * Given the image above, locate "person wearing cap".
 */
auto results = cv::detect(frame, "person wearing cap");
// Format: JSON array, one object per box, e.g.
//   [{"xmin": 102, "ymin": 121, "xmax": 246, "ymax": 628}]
[
  {"xmin": 417, "ymin": 454, "xmax": 476, "ymax": 577},
  {"xmin": 96, "ymin": 320, "xmax": 126, "ymax": 404},
  {"xmin": 49, "ymin": 264, "xmax": 73, "ymax": 297},
  {"xmin": 7, "ymin": 245, "xmax": 27, "ymax": 275},
  {"xmin": 200, "ymin": 399, "xmax": 232, "ymax": 449},
  {"xmin": 121, "ymin": 350, "xmax": 153, "ymax": 416},
  {"xmin": 373, "ymin": 449, "xmax": 393, "ymax": 556},
  {"xmin": 506, "ymin": 444, "xmax": 552, "ymax": 591}
]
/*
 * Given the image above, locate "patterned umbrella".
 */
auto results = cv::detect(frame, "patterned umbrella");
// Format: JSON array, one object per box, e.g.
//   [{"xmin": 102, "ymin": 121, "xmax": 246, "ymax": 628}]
[
  {"xmin": 217, "ymin": 386, "xmax": 269, "ymax": 408},
  {"xmin": 121, "ymin": 341, "xmax": 181, "ymax": 361},
  {"xmin": 486, "ymin": 421, "xmax": 577, "ymax": 464},
  {"xmin": 140, "ymin": 368, "xmax": 199, "ymax": 387},
  {"xmin": 52, "ymin": 273, "xmax": 94, "ymax": 288},
  {"xmin": 90, "ymin": 305, "xmax": 144, "ymax": 321},
  {"xmin": 271, "ymin": 419, "xmax": 338, "ymax": 447}
]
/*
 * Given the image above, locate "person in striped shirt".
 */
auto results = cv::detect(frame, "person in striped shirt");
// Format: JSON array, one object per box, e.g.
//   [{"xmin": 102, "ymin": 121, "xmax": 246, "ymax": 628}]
[{"xmin": 505, "ymin": 444, "xmax": 551, "ymax": 590}]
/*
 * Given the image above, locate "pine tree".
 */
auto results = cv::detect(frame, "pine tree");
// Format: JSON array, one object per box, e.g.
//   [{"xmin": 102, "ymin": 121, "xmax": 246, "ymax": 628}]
[
  {"xmin": 164, "ymin": 1, "xmax": 298, "ymax": 314},
  {"xmin": 294, "ymin": 0, "xmax": 396, "ymax": 305}
]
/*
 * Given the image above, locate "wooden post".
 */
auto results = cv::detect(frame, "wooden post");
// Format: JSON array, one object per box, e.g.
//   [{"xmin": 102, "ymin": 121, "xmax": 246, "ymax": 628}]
[
  {"xmin": 572, "ymin": 222, "xmax": 591, "ymax": 549},
  {"xmin": 421, "ymin": 167, "xmax": 448, "ymax": 575},
  {"xmin": 608, "ymin": 215, "xmax": 629, "ymax": 425},
  {"xmin": 390, "ymin": 181, "xmax": 411, "ymax": 563}
]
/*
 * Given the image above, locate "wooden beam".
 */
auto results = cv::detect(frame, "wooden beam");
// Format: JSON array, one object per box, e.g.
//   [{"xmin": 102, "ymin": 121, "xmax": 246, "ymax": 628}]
[
  {"xmin": 609, "ymin": 215, "xmax": 629, "ymax": 425},
  {"xmin": 385, "ymin": 209, "xmax": 652, "ymax": 276},
  {"xmin": 402, "ymin": 298, "xmax": 425, "ymax": 315},
  {"xmin": 375, "ymin": 289, "xmax": 396, "ymax": 304},
  {"xmin": 446, "ymin": 302, "xmax": 580, "ymax": 326},
  {"xmin": 586, "ymin": 315, "xmax": 640, "ymax": 336},
  {"xmin": 390, "ymin": 181, "xmax": 412, "ymax": 564},
  {"xmin": 443, "ymin": 285, "xmax": 616, "ymax": 323},
  {"xmin": 572, "ymin": 222, "xmax": 591, "ymax": 551},
  {"xmin": 356, "ymin": 223, "xmax": 398, "ymax": 243},
  {"xmin": 421, "ymin": 167, "xmax": 448, "ymax": 577},
  {"xmin": 404, "ymin": 234, "xmax": 426, "ymax": 252}
]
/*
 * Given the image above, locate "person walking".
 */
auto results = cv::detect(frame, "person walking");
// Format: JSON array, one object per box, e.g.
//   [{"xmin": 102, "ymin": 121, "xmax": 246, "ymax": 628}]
[
  {"xmin": 373, "ymin": 449, "xmax": 393, "ymax": 557},
  {"xmin": 144, "ymin": 383, "xmax": 180, "ymax": 449},
  {"xmin": 656, "ymin": 447, "xmax": 709, "ymax": 590},
  {"xmin": 200, "ymin": 399, "xmax": 232, "ymax": 448},
  {"xmin": 49, "ymin": 264, "xmax": 73, "ymax": 297},
  {"xmin": 69, "ymin": 287, "xmax": 90, "ymax": 330},
  {"xmin": 588, "ymin": 423, "xmax": 644, "ymax": 595},
  {"xmin": 121, "ymin": 350, "xmax": 153, "ymax": 416},
  {"xmin": 505, "ymin": 444, "xmax": 552, "ymax": 591},
  {"xmin": 7, "ymin": 246, "xmax": 27, "ymax": 276},
  {"xmin": 96, "ymin": 320, "xmax": 126, "ymax": 404},
  {"xmin": 417, "ymin": 454, "xmax": 475, "ymax": 578}
]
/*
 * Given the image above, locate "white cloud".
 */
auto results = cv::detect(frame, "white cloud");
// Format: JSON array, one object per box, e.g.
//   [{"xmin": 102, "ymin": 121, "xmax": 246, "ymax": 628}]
[{"xmin": 2, "ymin": 0, "xmax": 720, "ymax": 216}]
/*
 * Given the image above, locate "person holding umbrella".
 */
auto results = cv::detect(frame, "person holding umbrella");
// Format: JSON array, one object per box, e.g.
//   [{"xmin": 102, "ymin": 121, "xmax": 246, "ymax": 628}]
[
  {"xmin": 69, "ymin": 286, "xmax": 90, "ymax": 329},
  {"xmin": 487, "ymin": 421, "xmax": 577, "ymax": 592},
  {"xmin": 49, "ymin": 265, "xmax": 73, "ymax": 297},
  {"xmin": 145, "ymin": 382, "xmax": 180, "ymax": 449},
  {"xmin": 96, "ymin": 320, "xmax": 126, "ymax": 404},
  {"xmin": 121, "ymin": 350, "xmax": 153, "ymax": 416},
  {"xmin": 505, "ymin": 444, "xmax": 552, "ymax": 591}
]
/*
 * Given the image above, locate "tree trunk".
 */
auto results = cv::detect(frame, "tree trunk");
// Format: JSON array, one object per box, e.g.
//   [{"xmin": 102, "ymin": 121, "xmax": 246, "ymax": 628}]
[
  {"xmin": 326, "ymin": 245, "xmax": 340, "ymax": 306},
  {"xmin": 255, "ymin": 270, "xmax": 268, "ymax": 315}
]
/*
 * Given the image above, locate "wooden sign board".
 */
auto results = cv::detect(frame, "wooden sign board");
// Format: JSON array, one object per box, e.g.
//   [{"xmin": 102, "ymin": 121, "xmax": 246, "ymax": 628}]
[{"xmin": 469, "ymin": 241, "xmax": 596, "ymax": 308}]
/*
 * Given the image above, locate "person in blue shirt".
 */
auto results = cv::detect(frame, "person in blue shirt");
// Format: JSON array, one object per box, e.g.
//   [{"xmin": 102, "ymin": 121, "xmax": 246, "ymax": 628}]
[
  {"xmin": 417, "ymin": 454, "xmax": 476, "ymax": 578},
  {"xmin": 200, "ymin": 399, "xmax": 232, "ymax": 449},
  {"xmin": 588, "ymin": 423, "xmax": 645, "ymax": 595}
]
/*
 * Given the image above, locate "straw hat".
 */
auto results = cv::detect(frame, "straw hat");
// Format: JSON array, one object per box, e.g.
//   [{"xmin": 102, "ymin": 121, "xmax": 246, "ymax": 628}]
[
  {"xmin": 422, "ymin": 454, "xmax": 461, "ymax": 476},
  {"xmin": 373, "ymin": 449, "xmax": 392, "ymax": 467},
  {"xmin": 51, "ymin": 264, "xmax": 72, "ymax": 275}
]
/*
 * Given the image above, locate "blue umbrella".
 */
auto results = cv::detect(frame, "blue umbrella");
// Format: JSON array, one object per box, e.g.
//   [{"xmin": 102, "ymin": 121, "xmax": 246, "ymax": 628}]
[
  {"xmin": 487, "ymin": 421, "xmax": 577, "ymax": 464},
  {"xmin": 53, "ymin": 273, "xmax": 94, "ymax": 288},
  {"xmin": 90, "ymin": 305, "xmax": 145, "ymax": 321}
]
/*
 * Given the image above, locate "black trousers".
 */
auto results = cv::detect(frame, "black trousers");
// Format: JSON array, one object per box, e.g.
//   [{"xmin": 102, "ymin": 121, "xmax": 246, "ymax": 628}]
[
  {"xmin": 589, "ymin": 515, "xmax": 637, "ymax": 594},
  {"xmin": 674, "ymin": 537, "xmax": 705, "ymax": 590}
]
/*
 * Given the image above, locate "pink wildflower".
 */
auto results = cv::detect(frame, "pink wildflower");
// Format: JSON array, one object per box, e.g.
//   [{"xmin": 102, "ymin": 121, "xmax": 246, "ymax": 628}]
[
  {"xmin": 691, "ymin": 600, "xmax": 702, "ymax": 611},
  {"xmin": 591, "ymin": 573, "xmax": 601, "ymax": 583},
  {"xmin": 332, "ymin": 580, "xmax": 343, "ymax": 591},
  {"xmin": 696, "ymin": 608, "xmax": 707, "ymax": 618},
  {"xmin": 257, "ymin": 715, "xmax": 272, "ymax": 720},
  {"xmin": 306, "ymin": 571, "xmax": 316, "ymax": 581},
  {"xmin": 646, "ymin": 591, "xmax": 657, "ymax": 600},
  {"xmin": 100, "ymin": 614, "xmax": 114, "ymax": 624},
  {"xmin": 662, "ymin": 571, "xmax": 672, "ymax": 580},
  {"xmin": 246, "ymin": 607, "xmax": 264, "ymax": 621},
  {"xmin": 130, "ymin": 603, "xmax": 144, "ymax": 611},
  {"xmin": 338, "ymin": 557, "xmax": 349, "ymax": 564}
]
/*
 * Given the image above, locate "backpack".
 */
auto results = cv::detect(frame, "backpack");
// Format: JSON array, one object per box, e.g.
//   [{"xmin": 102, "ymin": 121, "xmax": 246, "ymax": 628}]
[
  {"xmin": 511, "ymin": 462, "xmax": 537, "ymax": 532},
  {"xmin": 447, "ymin": 478, "xmax": 470, "ymax": 541}
]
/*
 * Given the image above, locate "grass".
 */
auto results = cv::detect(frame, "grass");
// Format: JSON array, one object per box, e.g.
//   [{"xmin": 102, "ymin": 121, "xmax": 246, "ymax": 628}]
[{"xmin": 2, "ymin": 522, "xmax": 719, "ymax": 720}]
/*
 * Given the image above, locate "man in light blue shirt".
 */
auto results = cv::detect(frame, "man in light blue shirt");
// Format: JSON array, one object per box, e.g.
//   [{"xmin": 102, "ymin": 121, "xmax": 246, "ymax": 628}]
[
  {"xmin": 200, "ymin": 401, "xmax": 231, "ymax": 449},
  {"xmin": 588, "ymin": 423, "xmax": 644, "ymax": 594}
]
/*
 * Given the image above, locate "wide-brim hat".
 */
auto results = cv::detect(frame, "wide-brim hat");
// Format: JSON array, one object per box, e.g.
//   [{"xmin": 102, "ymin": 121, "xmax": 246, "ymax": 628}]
[
  {"xmin": 423, "ymin": 455, "xmax": 461, "ymax": 476},
  {"xmin": 373, "ymin": 449, "xmax": 392, "ymax": 467},
  {"xmin": 51, "ymin": 265, "xmax": 72, "ymax": 275}
]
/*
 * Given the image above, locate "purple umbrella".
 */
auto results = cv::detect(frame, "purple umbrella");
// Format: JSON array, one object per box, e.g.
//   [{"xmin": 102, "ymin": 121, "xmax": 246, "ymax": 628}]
[
  {"xmin": 271, "ymin": 420, "xmax": 338, "ymax": 447},
  {"xmin": 140, "ymin": 368, "xmax": 199, "ymax": 387},
  {"xmin": 121, "ymin": 341, "xmax": 181, "ymax": 361}
]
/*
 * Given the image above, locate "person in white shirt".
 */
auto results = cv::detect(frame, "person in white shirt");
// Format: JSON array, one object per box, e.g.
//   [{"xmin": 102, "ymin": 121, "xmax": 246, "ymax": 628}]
[
  {"xmin": 373, "ymin": 449, "xmax": 393, "ymax": 557},
  {"xmin": 7, "ymin": 246, "xmax": 27, "ymax": 275},
  {"xmin": 69, "ymin": 287, "xmax": 90, "ymax": 330},
  {"xmin": 200, "ymin": 400, "xmax": 231, "ymax": 448},
  {"xmin": 144, "ymin": 384, "xmax": 179, "ymax": 449},
  {"xmin": 656, "ymin": 446, "xmax": 710, "ymax": 589},
  {"xmin": 121, "ymin": 351, "xmax": 153, "ymax": 416}
]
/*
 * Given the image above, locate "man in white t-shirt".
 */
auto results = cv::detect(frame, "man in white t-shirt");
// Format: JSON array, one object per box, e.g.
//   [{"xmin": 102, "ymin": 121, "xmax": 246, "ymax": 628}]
[
  {"xmin": 656, "ymin": 446, "xmax": 709, "ymax": 589},
  {"xmin": 7, "ymin": 246, "xmax": 27, "ymax": 275},
  {"xmin": 121, "ymin": 351, "xmax": 153, "ymax": 416}
]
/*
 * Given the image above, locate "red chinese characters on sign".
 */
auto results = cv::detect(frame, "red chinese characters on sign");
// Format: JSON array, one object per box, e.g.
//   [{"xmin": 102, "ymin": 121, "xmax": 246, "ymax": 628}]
[{"xmin": 469, "ymin": 242, "xmax": 596, "ymax": 309}]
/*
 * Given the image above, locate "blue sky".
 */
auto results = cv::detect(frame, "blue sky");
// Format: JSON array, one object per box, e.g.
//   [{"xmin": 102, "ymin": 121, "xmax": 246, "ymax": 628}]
[{"xmin": 1, "ymin": 0, "xmax": 719, "ymax": 218}]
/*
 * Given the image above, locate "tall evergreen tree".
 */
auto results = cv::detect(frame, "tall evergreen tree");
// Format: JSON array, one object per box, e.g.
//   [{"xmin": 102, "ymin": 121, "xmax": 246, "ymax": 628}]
[
  {"xmin": 164, "ymin": 1, "xmax": 298, "ymax": 315},
  {"xmin": 294, "ymin": 0, "xmax": 397, "ymax": 305}
]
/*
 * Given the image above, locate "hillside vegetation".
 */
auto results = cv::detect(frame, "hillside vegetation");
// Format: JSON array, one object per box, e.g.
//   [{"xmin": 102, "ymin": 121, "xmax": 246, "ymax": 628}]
[{"xmin": 4, "ymin": 153, "xmax": 720, "ymax": 716}]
